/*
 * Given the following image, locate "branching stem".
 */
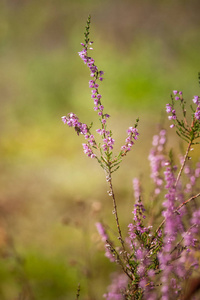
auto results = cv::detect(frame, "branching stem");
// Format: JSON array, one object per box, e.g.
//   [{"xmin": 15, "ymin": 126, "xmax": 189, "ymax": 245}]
[{"xmin": 155, "ymin": 192, "xmax": 200, "ymax": 234}]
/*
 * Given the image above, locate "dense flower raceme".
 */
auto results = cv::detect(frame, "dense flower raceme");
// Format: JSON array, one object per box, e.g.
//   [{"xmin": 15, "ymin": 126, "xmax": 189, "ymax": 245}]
[
  {"xmin": 148, "ymin": 129, "xmax": 167, "ymax": 196},
  {"xmin": 158, "ymin": 162, "xmax": 184, "ymax": 299}
]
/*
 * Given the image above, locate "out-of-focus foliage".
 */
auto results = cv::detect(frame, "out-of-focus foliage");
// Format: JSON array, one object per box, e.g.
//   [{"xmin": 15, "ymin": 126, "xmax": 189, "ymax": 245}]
[{"xmin": 0, "ymin": 0, "xmax": 200, "ymax": 299}]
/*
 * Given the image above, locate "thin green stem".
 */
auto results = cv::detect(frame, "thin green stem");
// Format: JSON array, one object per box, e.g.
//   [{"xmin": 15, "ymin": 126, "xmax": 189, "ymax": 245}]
[
  {"xmin": 175, "ymin": 140, "xmax": 192, "ymax": 187},
  {"xmin": 75, "ymin": 283, "xmax": 80, "ymax": 300},
  {"xmin": 106, "ymin": 170, "xmax": 126, "ymax": 254}
]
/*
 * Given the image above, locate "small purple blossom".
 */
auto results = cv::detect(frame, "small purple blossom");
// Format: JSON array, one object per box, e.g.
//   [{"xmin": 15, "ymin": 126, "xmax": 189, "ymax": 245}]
[
  {"xmin": 166, "ymin": 104, "xmax": 172, "ymax": 113},
  {"xmin": 193, "ymin": 95, "xmax": 199, "ymax": 104}
]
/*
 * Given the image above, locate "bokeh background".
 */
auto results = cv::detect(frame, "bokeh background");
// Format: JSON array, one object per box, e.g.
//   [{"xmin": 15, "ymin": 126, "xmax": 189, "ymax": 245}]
[{"xmin": 0, "ymin": 0, "xmax": 200, "ymax": 299}]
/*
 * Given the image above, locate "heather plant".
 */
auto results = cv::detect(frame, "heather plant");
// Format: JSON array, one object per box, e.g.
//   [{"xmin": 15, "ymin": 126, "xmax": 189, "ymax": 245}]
[{"xmin": 62, "ymin": 16, "xmax": 200, "ymax": 300}]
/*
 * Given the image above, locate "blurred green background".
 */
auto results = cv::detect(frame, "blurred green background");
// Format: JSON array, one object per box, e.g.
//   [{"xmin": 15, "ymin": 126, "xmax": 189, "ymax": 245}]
[{"xmin": 0, "ymin": 0, "xmax": 200, "ymax": 299}]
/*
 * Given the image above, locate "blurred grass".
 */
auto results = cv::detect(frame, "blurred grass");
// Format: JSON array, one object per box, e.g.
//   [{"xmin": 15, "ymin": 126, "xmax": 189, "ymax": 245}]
[{"xmin": 0, "ymin": 0, "xmax": 200, "ymax": 299}]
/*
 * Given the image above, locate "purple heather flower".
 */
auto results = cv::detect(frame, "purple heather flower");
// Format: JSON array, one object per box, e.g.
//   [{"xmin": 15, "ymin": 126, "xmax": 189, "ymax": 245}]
[
  {"xmin": 96, "ymin": 129, "xmax": 102, "ymax": 134},
  {"xmin": 175, "ymin": 96, "xmax": 179, "ymax": 101},
  {"xmin": 193, "ymin": 95, "xmax": 199, "ymax": 104},
  {"xmin": 94, "ymin": 83, "xmax": 99, "ymax": 88},
  {"xmin": 61, "ymin": 116, "xmax": 67, "ymax": 124},
  {"xmin": 166, "ymin": 104, "xmax": 172, "ymax": 113},
  {"xmin": 173, "ymin": 90, "xmax": 178, "ymax": 95},
  {"xmin": 89, "ymin": 80, "xmax": 94, "ymax": 88},
  {"xmin": 94, "ymin": 99, "xmax": 99, "ymax": 105}
]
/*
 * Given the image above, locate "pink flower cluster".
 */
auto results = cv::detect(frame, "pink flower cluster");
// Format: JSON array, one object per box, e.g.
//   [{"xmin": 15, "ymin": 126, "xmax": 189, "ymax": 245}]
[
  {"xmin": 61, "ymin": 113, "xmax": 87, "ymax": 135},
  {"xmin": 61, "ymin": 113, "xmax": 96, "ymax": 158},
  {"xmin": 121, "ymin": 126, "xmax": 139, "ymax": 155}
]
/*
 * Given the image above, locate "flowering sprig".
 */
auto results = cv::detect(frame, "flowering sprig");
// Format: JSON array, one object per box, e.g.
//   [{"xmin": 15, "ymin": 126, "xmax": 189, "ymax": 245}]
[
  {"xmin": 62, "ymin": 15, "xmax": 139, "ymax": 171},
  {"xmin": 120, "ymin": 122, "xmax": 139, "ymax": 156}
]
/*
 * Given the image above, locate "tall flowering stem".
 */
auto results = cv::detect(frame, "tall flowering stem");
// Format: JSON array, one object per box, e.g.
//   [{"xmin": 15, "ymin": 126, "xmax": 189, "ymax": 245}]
[{"xmin": 62, "ymin": 16, "xmax": 139, "ymax": 254}]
